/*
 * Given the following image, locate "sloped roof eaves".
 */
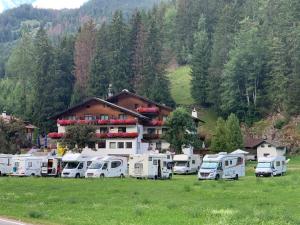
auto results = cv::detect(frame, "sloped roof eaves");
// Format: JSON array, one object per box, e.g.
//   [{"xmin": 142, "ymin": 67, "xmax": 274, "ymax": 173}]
[
  {"xmin": 106, "ymin": 90, "xmax": 173, "ymax": 111},
  {"xmin": 49, "ymin": 97, "xmax": 150, "ymax": 121},
  {"xmin": 244, "ymin": 138, "xmax": 265, "ymax": 148}
]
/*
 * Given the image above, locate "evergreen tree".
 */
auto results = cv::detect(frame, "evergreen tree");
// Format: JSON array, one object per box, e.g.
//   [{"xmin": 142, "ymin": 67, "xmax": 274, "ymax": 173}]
[
  {"xmin": 225, "ymin": 113, "xmax": 243, "ymax": 151},
  {"xmin": 190, "ymin": 15, "xmax": 210, "ymax": 106},
  {"xmin": 211, "ymin": 117, "xmax": 227, "ymax": 152},
  {"xmin": 88, "ymin": 24, "xmax": 110, "ymax": 98},
  {"xmin": 109, "ymin": 11, "xmax": 131, "ymax": 93}
]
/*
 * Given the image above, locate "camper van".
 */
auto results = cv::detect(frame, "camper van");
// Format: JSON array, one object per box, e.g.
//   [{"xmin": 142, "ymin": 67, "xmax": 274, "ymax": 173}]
[
  {"xmin": 173, "ymin": 154, "xmax": 202, "ymax": 174},
  {"xmin": 0, "ymin": 154, "xmax": 12, "ymax": 176},
  {"xmin": 85, "ymin": 156, "xmax": 127, "ymax": 178},
  {"xmin": 255, "ymin": 156, "xmax": 287, "ymax": 177},
  {"xmin": 61, "ymin": 153, "xmax": 92, "ymax": 178},
  {"xmin": 41, "ymin": 156, "xmax": 62, "ymax": 177},
  {"xmin": 198, "ymin": 152, "xmax": 245, "ymax": 180},
  {"xmin": 11, "ymin": 155, "xmax": 44, "ymax": 176},
  {"xmin": 129, "ymin": 153, "xmax": 173, "ymax": 179}
]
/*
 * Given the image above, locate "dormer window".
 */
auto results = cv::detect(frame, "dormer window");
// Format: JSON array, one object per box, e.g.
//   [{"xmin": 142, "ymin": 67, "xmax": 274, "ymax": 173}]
[{"xmin": 85, "ymin": 115, "xmax": 94, "ymax": 121}]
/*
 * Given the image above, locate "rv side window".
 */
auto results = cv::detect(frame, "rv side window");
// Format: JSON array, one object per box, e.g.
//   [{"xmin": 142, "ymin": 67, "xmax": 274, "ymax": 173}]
[
  {"xmin": 230, "ymin": 160, "xmax": 233, "ymax": 165},
  {"xmin": 192, "ymin": 160, "xmax": 195, "ymax": 164},
  {"xmin": 167, "ymin": 155, "xmax": 170, "ymax": 159},
  {"xmin": 148, "ymin": 157, "xmax": 152, "ymax": 161},
  {"xmin": 78, "ymin": 163, "xmax": 83, "ymax": 169},
  {"xmin": 102, "ymin": 163, "xmax": 108, "ymax": 170},
  {"xmin": 268, "ymin": 145, "xmax": 272, "ymax": 147},
  {"xmin": 167, "ymin": 162, "xmax": 173, "ymax": 170},
  {"xmin": 111, "ymin": 161, "xmax": 121, "ymax": 168},
  {"xmin": 225, "ymin": 161, "xmax": 229, "ymax": 166},
  {"xmin": 153, "ymin": 160, "xmax": 158, "ymax": 165},
  {"xmin": 28, "ymin": 162, "xmax": 33, "ymax": 168},
  {"xmin": 87, "ymin": 161, "xmax": 92, "ymax": 167},
  {"xmin": 282, "ymin": 161, "xmax": 285, "ymax": 165},
  {"xmin": 237, "ymin": 157, "xmax": 243, "ymax": 165},
  {"xmin": 163, "ymin": 161, "xmax": 167, "ymax": 167},
  {"xmin": 276, "ymin": 161, "xmax": 280, "ymax": 167},
  {"xmin": 261, "ymin": 144, "xmax": 265, "ymax": 147}
]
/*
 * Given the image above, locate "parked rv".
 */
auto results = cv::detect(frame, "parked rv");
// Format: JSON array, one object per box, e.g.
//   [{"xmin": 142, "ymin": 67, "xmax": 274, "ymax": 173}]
[
  {"xmin": 85, "ymin": 156, "xmax": 127, "ymax": 178},
  {"xmin": 11, "ymin": 155, "xmax": 44, "ymax": 176},
  {"xmin": 198, "ymin": 152, "xmax": 245, "ymax": 180},
  {"xmin": 41, "ymin": 156, "xmax": 63, "ymax": 177},
  {"xmin": 0, "ymin": 154, "xmax": 12, "ymax": 176},
  {"xmin": 255, "ymin": 156, "xmax": 287, "ymax": 177},
  {"xmin": 129, "ymin": 153, "xmax": 173, "ymax": 179},
  {"xmin": 173, "ymin": 154, "xmax": 202, "ymax": 174},
  {"xmin": 61, "ymin": 153, "xmax": 92, "ymax": 178}
]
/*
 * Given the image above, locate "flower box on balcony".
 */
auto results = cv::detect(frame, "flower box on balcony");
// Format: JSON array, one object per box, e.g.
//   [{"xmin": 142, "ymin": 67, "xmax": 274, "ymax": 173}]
[
  {"xmin": 48, "ymin": 132, "xmax": 64, "ymax": 139},
  {"xmin": 137, "ymin": 107, "xmax": 159, "ymax": 114},
  {"xmin": 96, "ymin": 132, "xmax": 138, "ymax": 139},
  {"xmin": 57, "ymin": 120, "xmax": 76, "ymax": 126},
  {"xmin": 147, "ymin": 120, "xmax": 165, "ymax": 126},
  {"xmin": 97, "ymin": 119, "xmax": 136, "ymax": 125},
  {"xmin": 143, "ymin": 134, "xmax": 161, "ymax": 140}
]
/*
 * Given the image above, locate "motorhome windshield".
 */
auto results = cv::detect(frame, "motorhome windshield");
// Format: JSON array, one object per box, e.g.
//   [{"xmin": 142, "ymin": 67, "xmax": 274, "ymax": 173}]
[
  {"xmin": 65, "ymin": 162, "xmax": 79, "ymax": 169},
  {"xmin": 175, "ymin": 161, "xmax": 187, "ymax": 167},
  {"xmin": 257, "ymin": 162, "xmax": 271, "ymax": 168},
  {"xmin": 201, "ymin": 161, "xmax": 218, "ymax": 169},
  {"xmin": 89, "ymin": 162, "xmax": 102, "ymax": 169}
]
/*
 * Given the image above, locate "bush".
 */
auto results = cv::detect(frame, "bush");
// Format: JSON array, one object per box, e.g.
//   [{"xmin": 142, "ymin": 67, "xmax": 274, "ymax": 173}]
[
  {"xmin": 274, "ymin": 119, "xmax": 289, "ymax": 130},
  {"xmin": 28, "ymin": 211, "xmax": 44, "ymax": 219}
]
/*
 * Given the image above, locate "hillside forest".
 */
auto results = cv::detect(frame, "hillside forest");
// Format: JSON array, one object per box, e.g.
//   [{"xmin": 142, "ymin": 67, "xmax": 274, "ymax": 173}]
[{"xmin": 0, "ymin": 0, "xmax": 299, "ymax": 135}]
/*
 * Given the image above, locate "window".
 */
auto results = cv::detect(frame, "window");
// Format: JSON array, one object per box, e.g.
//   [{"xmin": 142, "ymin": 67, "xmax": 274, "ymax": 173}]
[
  {"xmin": 87, "ymin": 161, "xmax": 92, "ymax": 167},
  {"xmin": 230, "ymin": 160, "xmax": 233, "ymax": 165},
  {"xmin": 167, "ymin": 155, "xmax": 171, "ymax": 159},
  {"xmin": 78, "ymin": 163, "xmax": 83, "ymax": 169},
  {"xmin": 192, "ymin": 160, "xmax": 195, "ymax": 164},
  {"xmin": 119, "ymin": 114, "xmax": 127, "ymax": 120},
  {"xmin": 148, "ymin": 157, "xmax": 152, "ymax": 161},
  {"xmin": 261, "ymin": 144, "xmax": 265, "ymax": 148},
  {"xmin": 118, "ymin": 127, "xmax": 126, "ymax": 133},
  {"xmin": 147, "ymin": 128, "xmax": 156, "ymax": 134},
  {"xmin": 276, "ymin": 161, "xmax": 281, "ymax": 167},
  {"xmin": 156, "ymin": 142, "xmax": 162, "ymax": 150},
  {"xmin": 68, "ymin": 115, "xmax": 76, "ymax": 120},
  {"xmin": 268, "ymin": 145, "xmax": 272, "ymax": 147},
  {"xmin": 153, "ymin": 160, "xmax": 158, "ymax": 165},
  {"xmin": 102, "ymin": 163, "xmax": 108, "ymax": 170},
  {"xmin": 126, "ymin": 142, "xmax": 133, "ymax": 149},
  {"xmin": 162, "ymin": 128, "xmax": 168, "ymax": 135},
  {"xmin": 282, "ymin": 161, "xmax": 286, "ymax": 165},
  {"xmin": 118, "ymin": 142, "xmax": 124, "ymax": 148},
  {"xmin": 88, "ymin": 143, "xmax": 95, "ymax": 148},
  {"xmin": 100, "ymin": 114, "xmax": 109, "ymax": 120},
  {"xmin": 111, "ymin": 161, "xmax": 121, "ymax": 168},
  {"xmin": 110, "ymin": 142, "xmax": 116, "ymax": 149},
  {"xmin": 264, "ymin": 153, "xmax": 270, "ymax": 157},
  {"xmin": 162, "ymin": 116, "xmax": 168, "ymax": 122},
  {"xmin": 28, "ymin": 162, "xmax": 32, "ymax": 168},
  {"xmin": 98, "ymin": 141, "xmax": 106, "ymax": 149},
  {"xmin": 85, "ymin": 115, "xmax": 94, "ymax": 121},
  {"xmin": 100, "ymin": 127, "xmax": 108, "ymax": 134},
  {"xmin": 225, "ymin": 161, "xmax": 229, "ymax": 166},
  {"xmin": 237, "ymin": 157, "xmax": 243, "ymax": 165}
]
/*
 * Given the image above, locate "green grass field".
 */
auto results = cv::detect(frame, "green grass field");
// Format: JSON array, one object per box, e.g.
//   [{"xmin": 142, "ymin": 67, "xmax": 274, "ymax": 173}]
[
  {"xmin": 167, "ymin": 66, "xmax": 195, "ymax": 105},
  {"xmin": 0, "ymin": 157, "xmax": 300, "ymax": 225}
]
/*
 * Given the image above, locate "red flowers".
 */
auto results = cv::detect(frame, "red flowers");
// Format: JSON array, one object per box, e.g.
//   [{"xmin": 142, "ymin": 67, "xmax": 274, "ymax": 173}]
[
  {"xmin": 57, "ymin": 119, "xmax": 137, "ymax": 126},
  {"xmin": 96, "ymin": 132, "xmax": 138, "ymax": 139},
  {"xmin": 137, "ymin": 107, "xmax": 159, "ymax": 114},
  {"xmin": 48, "ymin": 133, "xmax": 64, "ymax": 139}
]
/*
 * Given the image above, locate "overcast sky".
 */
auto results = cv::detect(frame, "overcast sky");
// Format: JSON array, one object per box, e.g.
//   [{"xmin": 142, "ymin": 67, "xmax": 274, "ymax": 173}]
[{"xmin": 33, "ymin": 0, "xmax": 89, "ymax": 10}]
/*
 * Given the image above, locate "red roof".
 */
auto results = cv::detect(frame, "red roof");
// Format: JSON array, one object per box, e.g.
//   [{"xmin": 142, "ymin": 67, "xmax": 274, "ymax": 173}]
[{"xmin": 244, "ymin": 137, "xmax": 264, "ymax": 148}]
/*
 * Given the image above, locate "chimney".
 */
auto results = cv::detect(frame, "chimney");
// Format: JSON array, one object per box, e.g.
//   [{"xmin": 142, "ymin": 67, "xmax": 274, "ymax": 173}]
[
  {"xmin": 192, "ymin": 108, "xmax": 198, "ymax": 118},
  {"xmin": 108, "ymin": 84, "xmax": 113, "ymax": 98}
]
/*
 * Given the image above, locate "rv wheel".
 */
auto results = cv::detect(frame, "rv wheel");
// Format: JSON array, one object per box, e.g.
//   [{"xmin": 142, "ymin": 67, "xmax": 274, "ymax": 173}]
[
  {"xmin": 154, "ymin": 175, "xmax": 158, "ymax": 180},
  {"xmin": 215, "ymin": 174, "xmax": 220, "ymax": 180},
  {"xmin": 75, "ymin": 174, "xmax": 80, "ymax": 178},
  {"xmin": 168, "ymin": 174, "xmax": 172, "ymax": 180},
  {"xmin": 234, "ymin": 174, "xmax": 239, "ymax": 180},
  {"xmin": 100, "ymin": 174, "xmax": 105, "ymax": 178},
  {"xmin": 31, "ymin": 173, "xmax": 35, "ymax": 177},
  {"xmin": 120, "ymin": 174, "xmax": 125, "ymax": 179}
]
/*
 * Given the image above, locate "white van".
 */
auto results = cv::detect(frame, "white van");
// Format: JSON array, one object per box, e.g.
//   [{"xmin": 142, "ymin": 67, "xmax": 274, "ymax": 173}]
[
  {"xmin": 255, "ymin": 156, "xmax": 287, "ymax": 177},
  {"xmin": 61, "ymin": 153, "xmax": 92, "ymax": 178},
  {"xmin": 0, "ymin": 154, "xmax": 12, "ymax": 176},
  {"xmin": 173, "ymin": 154, "xmax": 202, "ymax": 174},
  {"xmin": 41, "ymin": 156, "xmax": 63, "ymax": 177},
  {"xmin": 11, "ymin": 155, "xmax": 44, "ymax": 176},
  {"xmin": 129, "ymin": 153, "xmax": 173, "ymax": 179},
  {"xmin": 85, "ymin": 156, "xmax": 127, "ymax": 178},
  {"xmin": 198, "ymin": 152, "xmax": 245, "ymax": 180}
]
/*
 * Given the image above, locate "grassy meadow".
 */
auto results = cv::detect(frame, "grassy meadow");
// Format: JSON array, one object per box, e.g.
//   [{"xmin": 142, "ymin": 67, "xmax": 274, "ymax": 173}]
[{"xmin": 0, "ymin": 157, "xmax": 300, "ymax": 225}]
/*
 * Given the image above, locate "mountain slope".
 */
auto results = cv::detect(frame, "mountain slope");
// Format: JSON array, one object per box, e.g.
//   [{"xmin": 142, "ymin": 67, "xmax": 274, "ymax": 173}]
[{"xmin": 0, "ymin": 0, "xmax": 35, "ymax": 12}]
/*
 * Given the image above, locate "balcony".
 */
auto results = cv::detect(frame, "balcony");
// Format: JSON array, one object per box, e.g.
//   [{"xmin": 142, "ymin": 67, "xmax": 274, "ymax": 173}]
[
  {"xmin": 143, "ymin": 134, "xmax": 161, "ymax": 140},
  {"xmin": 48, "ymin": 133, "xmax": 64, "ymax": 139},
  {"xmin": 57, "ymin": 119, "xmax": 137, "ymax": 126},
  {"xmin": 96, "ymin": 132, "xmax": 139, "ymax": 139},
  {"xmin": 137, "ymin": 107, "xmax": 159, "ymax": 114},
  {"xmin": 146, "ymin": 120, "xmax": 165, "ymax": 126}
]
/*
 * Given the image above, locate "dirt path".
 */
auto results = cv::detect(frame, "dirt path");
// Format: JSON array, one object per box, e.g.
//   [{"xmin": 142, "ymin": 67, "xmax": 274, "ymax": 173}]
[{"xmin": 0, "ymin": 217, "xmax": 30, "ymax": 225}]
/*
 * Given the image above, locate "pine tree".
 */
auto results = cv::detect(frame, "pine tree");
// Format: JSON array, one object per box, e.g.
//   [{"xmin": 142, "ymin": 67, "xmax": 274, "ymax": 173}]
[
  {"xmin": 211, "ymin": 117, "xmax": 227, "ymax": 152},
  {"xmin": 190, "ymin": 15, "xmax": 210, "ymax": 106},
  {"xmin": 226, "ymin": 113, "xmax": 243, "ymax": 151},
  {"xmin": 109, "ymin": 11, "xmax": 131, "ymax": 93},
  {"xmin": 88, "ymin": 24, "xmax": 110, "ymax": 98},
  {"xmin": 71, "ymin": 20, "xmax": 96, "ymax": 105}
]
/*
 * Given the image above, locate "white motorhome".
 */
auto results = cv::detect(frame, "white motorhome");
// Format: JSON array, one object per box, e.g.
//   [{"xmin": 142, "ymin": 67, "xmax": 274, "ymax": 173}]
[
  {"xmin": 173, "ymin": 154, "xmax": 202, "ymax": 174},
  {"xmin": 85, "ymin": 156, "xmax": 127, "ymax": 178},
  {"xmin": 255, "ymin": 156, "xmax": 287, "ymax": 177},
  {"xmin": 129, "ymin": 153, "xmax": 173, "ymax": 179},
  {"xmin": 41, "ymin": 156, "xmax": 63, "ymax": 177},
  {"xmin": 61, "ymin": 152, "xmax": 92, "ymax": 178},
  {"xmin": 198, "ymin": 152, "xmax": 245, "ymax": 180},
  {"xmin": 0, "ymin": 154, "xmax": 12, "ymax": 176},
  {"xmin": 11, "ymin": 155, "xmax": 44, "ymax": 176}
]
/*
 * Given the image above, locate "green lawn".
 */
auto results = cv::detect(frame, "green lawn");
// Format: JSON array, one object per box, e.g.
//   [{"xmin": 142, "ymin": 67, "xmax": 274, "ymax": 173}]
[
  {"xmin": 167, "ymin": 66, "xmax": 195, "ymax": 105},
  {"xmin": 1, "ymin": 157, "xmax": 300, "ymax": 225}
]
